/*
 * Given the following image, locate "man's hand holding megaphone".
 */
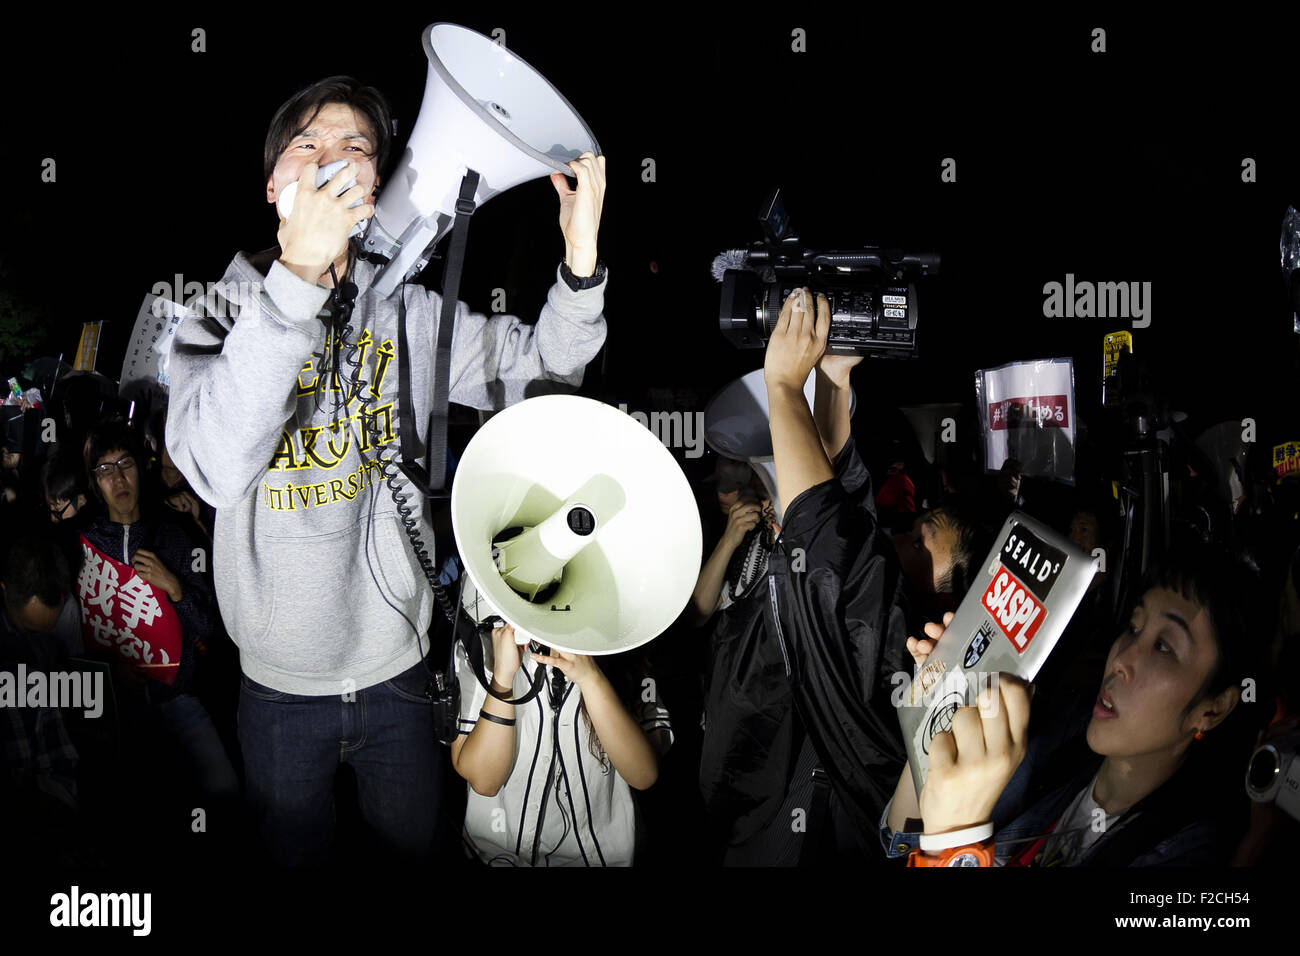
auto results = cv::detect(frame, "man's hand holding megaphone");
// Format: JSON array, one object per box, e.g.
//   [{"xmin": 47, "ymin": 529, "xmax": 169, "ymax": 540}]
[
  {"xmin": 550, "ymin": 151, "xmax": 606, "ymax": 279},
  {"xmin": 276, "ymin": 159, "xmax": 376, "ymax": 285}
]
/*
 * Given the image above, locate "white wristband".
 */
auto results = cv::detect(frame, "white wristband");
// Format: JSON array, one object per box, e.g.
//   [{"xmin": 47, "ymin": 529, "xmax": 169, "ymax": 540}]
[{"xmin": 919, "ymin": 823, "xmax": 994, "ymax": 852}]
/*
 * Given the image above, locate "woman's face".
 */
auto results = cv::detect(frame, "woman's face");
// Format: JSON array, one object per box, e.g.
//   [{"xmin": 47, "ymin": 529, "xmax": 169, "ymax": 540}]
[
  {"xmin": 717, "ymin": 476, "xmax": 767, "ymax": 515},
  {"xmin": 1086, "ymin": 586, "xmax": 1232, "ymax": 758},
  {"xmin": 716, "ymin": 482, "xmax": 778, "ymax": 536}
]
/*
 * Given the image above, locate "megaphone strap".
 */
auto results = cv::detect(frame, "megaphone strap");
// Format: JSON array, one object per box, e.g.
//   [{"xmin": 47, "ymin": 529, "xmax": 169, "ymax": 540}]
[
  {"xmin": 388, "ymin": 168, "xmax": 480, "ymax": 498},
  {"xmin": 429, "ymin": 169, "xmax": 480, "ymax": 494},
  {"xmin": 466, "ymin": 617, "xmax": 547, "ymax": 707}
]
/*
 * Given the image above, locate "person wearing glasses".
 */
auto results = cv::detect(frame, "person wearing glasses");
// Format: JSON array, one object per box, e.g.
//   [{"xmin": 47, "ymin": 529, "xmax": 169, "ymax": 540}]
[{"xmin": 78, "ymin": 422, "xmax": 238, "ymax": 800}]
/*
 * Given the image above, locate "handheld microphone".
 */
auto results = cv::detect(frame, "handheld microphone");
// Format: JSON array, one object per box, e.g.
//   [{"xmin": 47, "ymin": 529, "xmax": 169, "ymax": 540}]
[{"xmin": 277, "ymin": 159, "xmax": 368, "ymax": 239}]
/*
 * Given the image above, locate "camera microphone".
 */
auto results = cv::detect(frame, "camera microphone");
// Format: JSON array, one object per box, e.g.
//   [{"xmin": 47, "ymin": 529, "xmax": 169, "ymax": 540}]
[{"xmin": 711, "ymin": 249, "xmax": 776, "ymax": 284}]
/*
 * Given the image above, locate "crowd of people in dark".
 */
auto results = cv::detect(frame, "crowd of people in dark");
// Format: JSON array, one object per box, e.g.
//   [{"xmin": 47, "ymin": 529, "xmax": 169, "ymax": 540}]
[
  {"xmin": 3, "ymin": 333, "xmax": 1298, "ymax": 872},
  {"xmin": 2, "ymin": 72, "xmax": 1298, "ymax": 875},
  {"xmin": 2, "ymin": 385, "xmax": 242, "ymax": 867}
]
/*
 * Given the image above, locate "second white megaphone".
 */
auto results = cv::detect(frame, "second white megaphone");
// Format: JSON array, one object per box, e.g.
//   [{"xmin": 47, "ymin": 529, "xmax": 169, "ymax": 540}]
[{"xmin": 450, "ymin": 394, "xmax": 702, "ymax": 657}]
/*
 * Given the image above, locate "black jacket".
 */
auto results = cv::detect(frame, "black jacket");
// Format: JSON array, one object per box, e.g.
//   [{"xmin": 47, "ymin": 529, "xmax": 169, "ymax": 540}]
[{"xmin": 700, "ymin": 437, "xmax": 913, "ymax": 851}]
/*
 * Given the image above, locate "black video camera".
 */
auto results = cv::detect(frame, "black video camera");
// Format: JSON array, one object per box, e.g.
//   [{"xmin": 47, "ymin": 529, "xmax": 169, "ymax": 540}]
[{"xmin": 717, "ymin": 188, "xmax": 940, "ymax": 358}]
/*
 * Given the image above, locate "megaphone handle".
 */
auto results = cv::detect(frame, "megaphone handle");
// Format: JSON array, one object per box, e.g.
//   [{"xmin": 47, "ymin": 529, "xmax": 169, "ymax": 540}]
[{"xmin": 467, "ymin": 617, "xmax": 548, "ymax": 707}]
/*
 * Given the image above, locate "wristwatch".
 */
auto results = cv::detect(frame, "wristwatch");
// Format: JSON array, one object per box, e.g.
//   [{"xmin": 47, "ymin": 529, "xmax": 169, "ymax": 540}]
[
  {"xmin": 908, "ymin": 841, "xmax": 995, "ymax": 867},
  {"xmin": 907, "ymin": 823, "xmax": 996, "ymax": 867},
  {"xmin": 559, "ymin": 260, "xmax": 607, "ymax": 291}
]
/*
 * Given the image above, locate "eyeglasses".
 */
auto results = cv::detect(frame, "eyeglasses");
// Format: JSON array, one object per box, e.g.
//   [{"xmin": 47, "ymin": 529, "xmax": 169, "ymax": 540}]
[
  {"xmin": 92, "ymin": 456, "xmax": 136, "ymax": 479},
  {"xmin": 48, "ymin": 499, "xmax": 74, "ymax": 519}
]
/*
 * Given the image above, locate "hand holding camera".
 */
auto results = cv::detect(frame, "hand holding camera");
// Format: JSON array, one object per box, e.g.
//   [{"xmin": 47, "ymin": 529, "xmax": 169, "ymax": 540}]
[
  {"xmin": 816, "ymin": 351, "xmax": 863, "ymax": 390},
  {"xmin": 764, "ymin": 287, "xmax": 830, "ymax": 392}
]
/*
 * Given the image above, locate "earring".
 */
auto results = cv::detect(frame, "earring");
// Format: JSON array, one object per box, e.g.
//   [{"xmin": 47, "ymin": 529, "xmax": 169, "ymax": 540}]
[{"xmin": 1194, "ymin": 729, "xmax": 1205, "ymax": 740}]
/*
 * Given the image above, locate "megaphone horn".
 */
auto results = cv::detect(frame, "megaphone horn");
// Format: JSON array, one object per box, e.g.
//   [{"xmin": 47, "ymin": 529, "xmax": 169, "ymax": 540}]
[
  {"xmin": 364, "ymin": 23, "xmax": 600, "ymax": 296},
  {"xmin": 452, "ymin": 395, "xmax": 702, "ymax": 657}
]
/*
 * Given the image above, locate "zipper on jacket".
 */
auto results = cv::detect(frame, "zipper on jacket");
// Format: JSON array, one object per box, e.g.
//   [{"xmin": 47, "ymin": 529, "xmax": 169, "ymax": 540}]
[
  {"xmin": 768, "ymin": 576, "xmax": 791, "ymax": 678},
  {"xmin": 123, "ymin": 526, "xmax": 130, "ymax": 563}
]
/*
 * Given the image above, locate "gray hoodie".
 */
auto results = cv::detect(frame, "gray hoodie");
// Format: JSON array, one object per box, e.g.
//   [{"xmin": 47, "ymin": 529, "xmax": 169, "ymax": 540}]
[{"xmin": 166, "ymin": 249, "xmax": 607, "ymax": 695}]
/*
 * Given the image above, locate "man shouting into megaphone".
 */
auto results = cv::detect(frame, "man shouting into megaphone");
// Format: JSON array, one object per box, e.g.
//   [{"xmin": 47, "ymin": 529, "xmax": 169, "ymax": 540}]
[{"xmin": 166, "ymin": 76, "xmax": 608, "ymax": 866}]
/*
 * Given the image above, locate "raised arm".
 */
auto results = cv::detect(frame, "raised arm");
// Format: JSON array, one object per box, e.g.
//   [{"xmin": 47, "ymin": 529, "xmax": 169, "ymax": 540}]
[
  {"xmin": 439, "ymin": 150, "xmax": 610, "ymax": 407},
  {"xmin": 764, "ymin": 288, "xmax": 835, "ymax": 511},
  {"xmin": 813, "ymin": 353, "xmax": 862, "ymax": 463}
]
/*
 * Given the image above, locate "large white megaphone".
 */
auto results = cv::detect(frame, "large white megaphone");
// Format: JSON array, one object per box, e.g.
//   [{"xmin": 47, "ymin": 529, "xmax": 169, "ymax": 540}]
[
  {"xmin": 363, "ymin": 23, "xmax": 600, "ymax": 296},
  {"xmin": 703, "ymin": 369, "xmax": 856, "ymax": 522},
  {"xmin": 451, "ymin": 395, "xmax": 702, "ymax": 656}
]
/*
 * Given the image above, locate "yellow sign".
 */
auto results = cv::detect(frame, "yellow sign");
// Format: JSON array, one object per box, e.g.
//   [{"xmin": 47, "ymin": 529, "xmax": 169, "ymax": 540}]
[
  {"xmin": 1103, "ymin": 330, "xmax": 1132, "ymax": 378},
  {"xmin": 1102, "ymin": 331, "xmax": 1132, "ymax": 408},
  {"xmin": 73, "ymin": 321, "xmax": 103, "ymax": 372}
]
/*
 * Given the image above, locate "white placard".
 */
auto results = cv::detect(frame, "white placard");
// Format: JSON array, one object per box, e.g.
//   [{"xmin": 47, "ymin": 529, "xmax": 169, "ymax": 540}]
[
  {"xmin": 119, "ymin": 294, "xmax": 188, "ymax": 405},
  {"xmin": 974, "ymin": 358, "xmax": 1076, "ymax": 484}
]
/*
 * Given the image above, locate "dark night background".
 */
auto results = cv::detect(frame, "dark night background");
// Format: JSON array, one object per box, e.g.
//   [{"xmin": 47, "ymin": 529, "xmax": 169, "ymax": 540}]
[
  {"xmin": 7, "ymin": 12, "xmax": 1299, "ymax": 433},
  {"xmin": 4, "ymin": 6, "xmax": 1299, "ymax": 936}
]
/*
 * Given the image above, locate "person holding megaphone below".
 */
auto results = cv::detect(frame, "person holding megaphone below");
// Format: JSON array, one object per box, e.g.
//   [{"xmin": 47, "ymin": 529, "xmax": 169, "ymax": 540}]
[
  {"xmin": 166, "ymin": 74, "xmax": 608, "ymax": 866},
  {"xmin": 450, "ymin": 622, "xmax": 672, "ymax": 867}
]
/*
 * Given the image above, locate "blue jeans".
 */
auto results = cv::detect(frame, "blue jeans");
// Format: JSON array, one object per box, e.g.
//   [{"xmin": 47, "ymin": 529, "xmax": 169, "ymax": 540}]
[{"xmin": 237, "ymin": 660, "xmax": 441, "ymax": 866}]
